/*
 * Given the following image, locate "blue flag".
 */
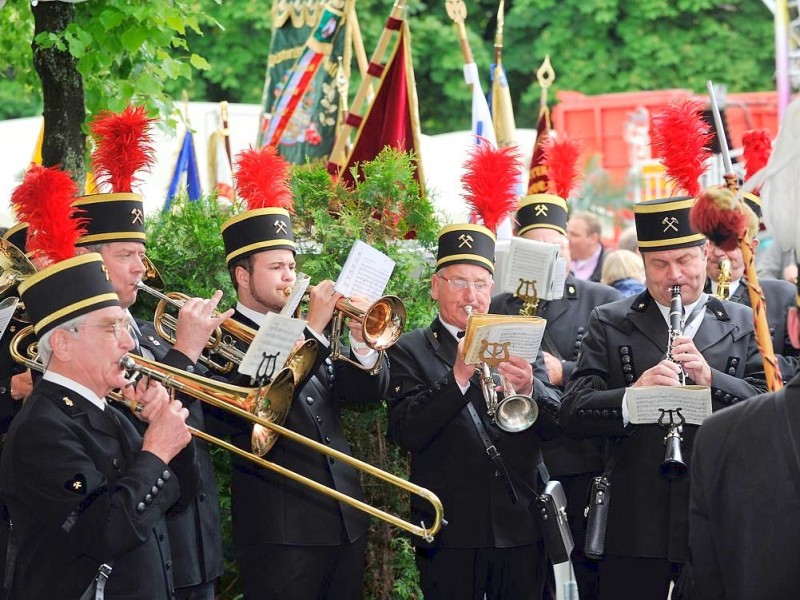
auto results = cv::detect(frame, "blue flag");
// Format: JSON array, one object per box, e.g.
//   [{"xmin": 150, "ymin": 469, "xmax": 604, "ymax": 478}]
[{"xmin": 165, "ymin": 131, "xmax": 201, "ymax": 210}]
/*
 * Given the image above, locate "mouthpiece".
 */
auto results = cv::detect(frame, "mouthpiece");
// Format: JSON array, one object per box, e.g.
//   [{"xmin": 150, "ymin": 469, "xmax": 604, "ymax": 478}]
[{"xmin": 283, "ymin": 286, "xmax": 293, "ymax": 297}]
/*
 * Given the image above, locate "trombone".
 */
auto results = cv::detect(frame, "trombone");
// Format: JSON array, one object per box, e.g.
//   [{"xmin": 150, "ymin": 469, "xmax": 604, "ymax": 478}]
[
  {"xmin": 9, "ymin": 326, "xmax": 445, "ymax": 541},
  {"xmin": 284, "ymin": 283, "xmax": 406, "ymax": 374}
]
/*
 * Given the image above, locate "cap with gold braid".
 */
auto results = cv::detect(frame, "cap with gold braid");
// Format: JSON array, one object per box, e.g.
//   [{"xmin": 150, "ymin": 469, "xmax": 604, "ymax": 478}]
[
  {"xmin": 9, "ymin": 164, "xmax": 117, "ymax": 337},
  {"xmin": 517, "ymin": 135, "xmax": 582, "ymax": 237},
  {"xmin": 437, "ymin": 139, "xmax": 522, "ymax": 274},
  {"xmin": 74, "ymin": 105, "xmax": 155, "ymax": 247},
  {"xmin": 637, "ymin": 100, "xmax": 713, "ymax": 253},
  {"xmin": 222, "ymin": 146, "xmax": 295, "ymax": 266},
  {"xmin": 19, "ymin": 253, "xmax": 119, "ymax": 337}
]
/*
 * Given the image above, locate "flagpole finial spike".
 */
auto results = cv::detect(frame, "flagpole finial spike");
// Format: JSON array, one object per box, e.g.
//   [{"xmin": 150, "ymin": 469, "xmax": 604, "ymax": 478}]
[
  {"xmin": 537, "ymin": 55, "xmax": 555, "ymax": 107},
  {"xmin": 494, "ymin": 0, "xmax": 505, "ymax": 51}
]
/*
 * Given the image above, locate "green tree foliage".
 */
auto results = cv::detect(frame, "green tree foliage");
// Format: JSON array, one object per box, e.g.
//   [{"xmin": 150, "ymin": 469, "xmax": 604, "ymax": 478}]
[{"xmin": 0, "ymin": 0, "xmax": 211, "ymax": 126}]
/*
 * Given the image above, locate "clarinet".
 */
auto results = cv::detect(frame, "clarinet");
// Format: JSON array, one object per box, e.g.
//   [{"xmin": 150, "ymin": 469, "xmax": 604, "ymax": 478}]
[{"xmin": 666, "ymin": 285, "xmax": 686, "ymax": 385}]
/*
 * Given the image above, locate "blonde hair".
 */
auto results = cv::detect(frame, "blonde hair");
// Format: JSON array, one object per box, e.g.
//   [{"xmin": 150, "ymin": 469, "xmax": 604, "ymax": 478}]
[{"xmin": 601, "ymin": 249, "xmax": 645, "ymax": 286}]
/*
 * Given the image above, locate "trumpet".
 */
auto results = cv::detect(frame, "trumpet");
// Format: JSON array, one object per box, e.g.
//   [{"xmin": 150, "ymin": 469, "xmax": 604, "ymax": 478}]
[
  {"xmin": 463, "ymin": 306, "xmax": 539, "ymax": 432},
  {"xmin": 137, "ymin": 280, "xmax": 252, "ymax": 375},
  {"xmin": 715, "ymin": 258, "xmax": 731, "ymax": 300},
  {"xmin": 9, "ymin": 326, "xmax": 445, "ymax": 540},
  {"xmin": 284, "ymin": 283, "xmax": 406, "ymax": 373},
  {"xmin": 0, "ymin": 238, "xmax": 36, "ymax": 299}
]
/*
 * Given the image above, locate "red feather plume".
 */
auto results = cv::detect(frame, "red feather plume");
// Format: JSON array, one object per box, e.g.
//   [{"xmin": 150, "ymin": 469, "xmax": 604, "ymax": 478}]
[
  {"xmin": 690, "ymin": 186, "xmax": 748, "ymax": 252},
  {"xmin": 461, "ymin": 138, "xmax": 521, "ymax": 233},
  {"xmin": 234, "ymin": 146, "xmax": 294, "ymax": 212},
  {"xmin": 10, "ymin": 165, "xmax": 85, "ymax": 263},
  {"xmin": 90, "ymin": 105, "xmax": 156, "ymax": 193},
  {"xmin": 742, "ymin": 129, "xmax": 772, "ymax": 184},
  {"xmin": 542, "ymin": 136, "xmax": 583, "ymax": 199},
  {"xmin": 651, "ymin": 100, "xmax": 713, "ymax": 197}
]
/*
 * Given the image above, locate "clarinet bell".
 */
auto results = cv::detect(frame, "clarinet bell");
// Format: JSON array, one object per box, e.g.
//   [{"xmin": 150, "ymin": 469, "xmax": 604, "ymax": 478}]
[{"xmin": 659, "ymin": 425, "xmax": 687, "ymax": 480}]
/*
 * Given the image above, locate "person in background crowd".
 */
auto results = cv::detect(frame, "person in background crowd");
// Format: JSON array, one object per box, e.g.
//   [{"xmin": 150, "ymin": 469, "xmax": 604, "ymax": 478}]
[
  {"xmin": 601, "ymin": 249, "xmax": 646, "ymax": 298},
  {"xmin": 567, "ymin": 211, "xmax": 606, "ymax": 282}
]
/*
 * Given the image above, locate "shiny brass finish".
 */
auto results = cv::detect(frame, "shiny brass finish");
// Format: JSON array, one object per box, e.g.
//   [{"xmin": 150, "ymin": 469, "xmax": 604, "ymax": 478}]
[
  {"xmin": 716, "ymin": 258, "xmax": 731, "ymax": 301},
  {"xmin": 0, "ymin": 239, "xmax": 36, "ymax": 298},
  {"xmin": 11, "ymin": 327, "xmax": 444, "ymax": 540},
  {"xmin": 463, "ymin": 306, "xmax": 539, "ymax": 433},
  {"xmin": 284, "ymin": 284, "xmax": 406, "ymax": 373},
  {"xmin": 141, "ymin": 255, "xmax": 165, "ymax": 291}
]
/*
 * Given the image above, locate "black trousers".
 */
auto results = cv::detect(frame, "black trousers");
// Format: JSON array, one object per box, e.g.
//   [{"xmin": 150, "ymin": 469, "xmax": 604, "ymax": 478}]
[
  {"xmin": 238, "ymin": 536, "xmax": 367, "ymax": 600},
  {"xmin": 598, "ymin": 556, "xmax": 683, "ymax": 600},
  {"xmin": 415, "ymin": 542, "xmax": 547, "ymax": 600}
]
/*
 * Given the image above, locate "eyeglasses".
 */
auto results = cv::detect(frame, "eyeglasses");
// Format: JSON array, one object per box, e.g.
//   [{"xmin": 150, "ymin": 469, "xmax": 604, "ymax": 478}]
[
  {"xmin": 69, "ymin": 318, "xmax": 134, "ymax": 341},
  {"xmin": 437, "ymin": 274, "xmax": 492, "ymax": 292}
]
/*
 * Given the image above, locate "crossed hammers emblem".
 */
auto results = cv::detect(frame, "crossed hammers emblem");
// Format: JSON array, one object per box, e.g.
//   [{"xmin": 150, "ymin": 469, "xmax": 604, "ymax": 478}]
[
  {"xmin": 274, "ymin": 219, "xmax": 288, "ymax": 235},
  {"xmin": 534, "ymin": 204, "xmax": 548, "ymax": 217},
  {"xmin": 458, "ymin": 234, "xmax": 474, "ymax": 248},
  {"xmin": 662, "ymin": 216, "xmax": 679, "ymax": 233},
  {"xmin": 130, "ymin": 208, "xmax": 144, "ymax": 225}
]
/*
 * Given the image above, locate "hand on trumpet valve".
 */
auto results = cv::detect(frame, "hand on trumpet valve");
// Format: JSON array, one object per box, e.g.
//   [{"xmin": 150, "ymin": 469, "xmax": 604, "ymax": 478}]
[
  {"xmin": 171, "ymin": 289, "xmax": 235, "ymax": 363},
  {"xmin": 496, "ymin": 355, "xmax": 534, "ymax": 397},
  {"xmin": 137, "ymin": 379, "xmax": 192, "ymax": 463},
  {"xmin": 453, "ymin": 338, "xmax": 475, "ymax": 388},
  {"xmin": 669, "ymin": 335, "xmax": 711, "ymax": 385},
  {"xmin": 306, "ymin": 280, "xmax": 341, "ymax": 335}
]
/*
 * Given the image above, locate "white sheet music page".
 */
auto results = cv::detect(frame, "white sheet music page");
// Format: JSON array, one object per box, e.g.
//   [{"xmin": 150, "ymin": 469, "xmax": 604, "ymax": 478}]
[
  {"xmin": 625, "ymin": 385, "xmax": 713, "ymax": 426},
  {"xmin": 464, "ymin": 317, "xmax": 547, "ymax": 365},
  {"xmin": 0, "ymin": 297, "xmax": 19, "ymax": 342},
  {"xmin": 334, "ymin": 240, "xmax": 395, "ymax": 301},
  {"xmin": 280, "ymin": 272, "xmax": 311, "ymax": 317},
  {"xmin": 501, "ymin": 237, "xmax": 560, "ymax": 300},
  {"xmin": 238, "ymin": 313, "xmax": 308, "ymax": 379}
]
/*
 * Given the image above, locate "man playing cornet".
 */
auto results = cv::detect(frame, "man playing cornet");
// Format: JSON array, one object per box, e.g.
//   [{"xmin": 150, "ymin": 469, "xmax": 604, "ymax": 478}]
[{"xmin": 388, "ymin": 223, "xmax": 562, "ymax": 599}]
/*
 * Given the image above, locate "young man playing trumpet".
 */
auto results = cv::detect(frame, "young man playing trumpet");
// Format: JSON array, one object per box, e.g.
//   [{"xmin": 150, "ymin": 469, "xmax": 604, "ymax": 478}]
[{"xmin": 213, "ymin": 147, "xmax": 389, "ymax": 600}]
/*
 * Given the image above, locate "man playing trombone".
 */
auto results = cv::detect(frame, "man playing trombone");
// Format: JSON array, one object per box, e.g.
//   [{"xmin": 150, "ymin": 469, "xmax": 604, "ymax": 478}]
[
  {"xmin": 212, "ymin": 146, "xmax": 389, "ymax": 600},
  {"xmin": 0, "ymin": 252, "xmax": 199, "ymax": 598},
  {"xmin": 388, "ymin": 223, "xmax": 562, "ymax": 599}
]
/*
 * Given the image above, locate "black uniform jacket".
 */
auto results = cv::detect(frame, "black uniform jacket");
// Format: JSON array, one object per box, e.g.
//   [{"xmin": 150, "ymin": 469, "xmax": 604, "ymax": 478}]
[
  {"xmin": 561, "ymin": 290, "xmax": 767, "ymax": 562},
  {"xmin": 490, "ymin": 275, "xmax": 622, "ymax": 477},
  {"xmin": 0, "ymin": 318, "xmax": 26, "ymax": 439},
  {"xmin": 387, "ymin": 316, "xmax": 562, "ymax": 550},
  {"xmin": 706, "ymin": 277, "xmax": 799, "ymax": 380},
  {"xmin": 0, "ymin": 379, "xmax": 200, "ymax": 599},
  {"xmin": 209, "ymin": 309, "xmax": 389, "ymax": 547},
  {"xmin": 132, "ymin": 320, "xmax": 224, "ymax": 588},
  {"xmin": 689, "ymin": 374, "xmax": 800, "ymax": 599}
]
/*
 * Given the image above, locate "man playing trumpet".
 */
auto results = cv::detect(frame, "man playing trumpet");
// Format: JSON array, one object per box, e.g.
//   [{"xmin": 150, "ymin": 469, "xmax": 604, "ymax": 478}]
[{"xmin": 212, "ymin": 146, "xmax": 388, "ymax": 600}]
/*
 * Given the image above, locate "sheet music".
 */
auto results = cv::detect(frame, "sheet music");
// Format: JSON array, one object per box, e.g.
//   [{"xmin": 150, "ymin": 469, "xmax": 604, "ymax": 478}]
[
  {"xmin": 464, "ymin": 318, "xmax": 547, "ymax": 364},
  {"xmin": 625, "ymin": 385, "xmax": 713, "ymax": 426},
  {"xmin": 500, "ymin": 237, "xmax": 561, "ymax": 300},
  {"xmin": 551, "ymin": 257, "xmax": 567, "ymax": 299},
  {"xmin": 280, "ymin": 272, "xmax": 311, "ymax": 317},
  {"xmin": 335, "ymin": 240, "xmax": 395, "ymax": 301},
  {"xmin": 0, "ymin": 297, "xmax": 19, "ymax": 342},
  {"xmin": 238, "ymin": 313, "xmax": 308, "ymax": 380}
]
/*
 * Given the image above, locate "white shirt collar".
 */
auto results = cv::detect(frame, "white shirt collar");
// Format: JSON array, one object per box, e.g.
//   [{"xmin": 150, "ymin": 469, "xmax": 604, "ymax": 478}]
[
  {"xmin": 654, "ymin": 294, "xmax": 707, "ymax": 339},
  {"xmin": 236, "ymin": 302, "xmax": 267, "ymax": 327},
  {"xmin": 42, "ymin": 371, "xmax": 107, "ymax": 411},
  {"xmin": 437, "ymin": 315, "xmax": 463, "ymax": 341}
]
